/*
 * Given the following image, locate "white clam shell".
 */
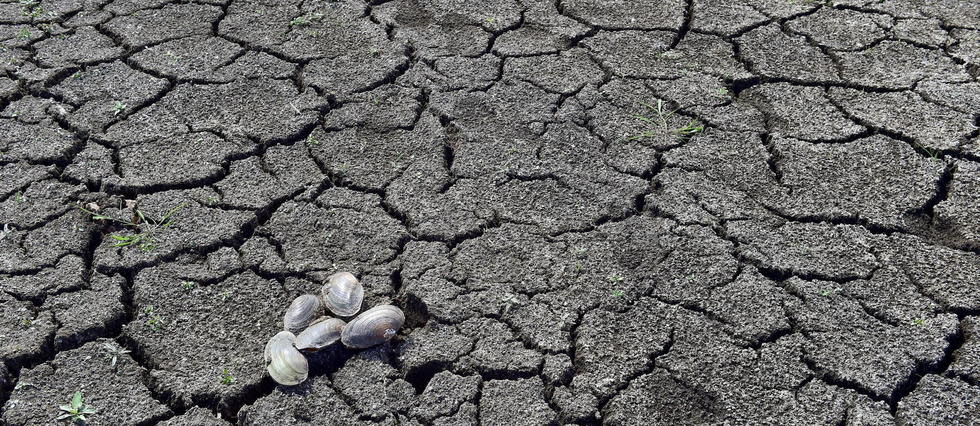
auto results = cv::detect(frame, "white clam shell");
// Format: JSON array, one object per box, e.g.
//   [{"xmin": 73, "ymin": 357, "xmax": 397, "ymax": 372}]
[
  {"xmin": 295, "ymin": 317, "xmax": 346, "ymax": 351},
  {"xmin": 264, "ymin": 331, "xmax": 308, "ymax": 386},
  {"xmin": 264, "ymin": 330, "xmax": 295, "ymax": 364},
  {"xmin": 321, "ymin": 272, "xmax": 364, "ymax": 317},
  {"xmin": 340, "ymin": 305, "xmax": 404, "ymax": 349},
  {"xmin": 283, "ymin": 294, "xmax": 322, "ymax": 333}
]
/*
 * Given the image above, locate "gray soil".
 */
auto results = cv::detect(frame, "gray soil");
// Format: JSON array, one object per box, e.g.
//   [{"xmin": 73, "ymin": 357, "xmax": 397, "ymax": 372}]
[{"xmin": 1, "ymin": 0, "xmax": 979, "ymax": 425}]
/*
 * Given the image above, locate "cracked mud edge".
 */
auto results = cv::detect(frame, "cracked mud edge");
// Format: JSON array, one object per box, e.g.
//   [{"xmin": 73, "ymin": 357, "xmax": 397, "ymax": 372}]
[{"xmin": 801, "ymin": 318, "xmax": 967, "ymax": 414}]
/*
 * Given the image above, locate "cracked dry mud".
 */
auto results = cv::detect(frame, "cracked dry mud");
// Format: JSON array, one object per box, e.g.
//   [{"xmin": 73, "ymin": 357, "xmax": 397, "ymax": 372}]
[{"xmin": 1, "ymin": 0, "xmax": 979, "ymax": 424}]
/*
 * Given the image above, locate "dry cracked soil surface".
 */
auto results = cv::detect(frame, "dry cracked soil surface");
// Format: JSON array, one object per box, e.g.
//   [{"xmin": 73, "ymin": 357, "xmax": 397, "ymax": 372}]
[{"xmin": 1, "ymin": 0, "xmax": 979, "ymax": 424}]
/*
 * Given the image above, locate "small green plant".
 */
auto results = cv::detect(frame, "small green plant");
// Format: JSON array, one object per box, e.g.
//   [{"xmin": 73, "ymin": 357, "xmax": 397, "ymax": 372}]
[
  {"xmin": 57, "ymin": 391, "xmax": 97, "ymax": 422},
  {"xmin": 629, "ymin": 100, "xmax": 670, "ymax": 140},
  {"xmin": 112, "ymin": 101, "xmax": 127, "ymax": 116},
  {"xmin": 305, "ymin": 134, "xmax": 320, "ymax": 146},
  {"xmin": 715, "ymin": 87, "xmax": 729, "ymax": 97},
  {"xmin": 819, "ymin": 288, "xmax": 837, "ymax": 297},
  {"xmin": 180, "ymin": 281, "xmax": 195, "ymax": 291},
  {"xmin": 675, "ymin": 120, "xmax": 704, "ymax": 136},
  {"xmin": 142, "ymin": 306, "xmax": 165, "ymax": 332},
  {"xmin": 289, "ymin": 12, "xmax": 323, "ymax": 27},
  {"xmin": 387, "ymin": 151, "xmax": 410, "ymax": 170},
  {"xmin": 911, "ymin": 318, "xmax": 925, "ymax": 326},
  {"xmin": 101, "ymin": 341, "xmax": 131, "ymax": 370},
  {"xmin": 608, "ymin": 273, "xmax": 625, "ymax": 284},
  {"xmin": 220, "ymin": 368, "xmax": 236, "ymax": 385},
  {"xmin": 23, "ymin": 4, "xmax": 47, "ymax": 19},
  {"xmin": 628, "ymin": 99, "xmax": 704, "ymax": 141},
  {"xmin": 109, "ymin": 233, "xmax": 151, "ymax": 250},
  {"xmin": 15, "ymin": 191, "xmax": 26, "ymax": 203},
  {"xmin": 16, "ymin": 28, "xmax": 31, "ymax": 39},
  {"xmin": 77, "ymin": 203, "xmax": 186, "ymax": 252},
  {"xmin": 611, "ymin": 289, "xmax": 625, "ymax": 297},
  {"xmin": 220, "ymin": 291, "xmax": 232, "ymax": 302},
  {"xmin": 914, "ymin": 143, "xmax": 940, "ymax": 160}
]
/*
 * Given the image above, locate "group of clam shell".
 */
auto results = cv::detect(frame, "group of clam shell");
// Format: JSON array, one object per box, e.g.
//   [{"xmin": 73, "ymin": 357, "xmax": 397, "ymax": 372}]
[{"xmin": 263, "ymin": 272, "xmax": 405, "ymax": 386}]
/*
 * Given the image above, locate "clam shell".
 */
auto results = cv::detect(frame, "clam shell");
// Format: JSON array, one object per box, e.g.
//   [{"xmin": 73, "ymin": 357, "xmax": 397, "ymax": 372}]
[
  {"xmin": 267, "ymin": 346, "xmax": 309, "ymax": 386},
  {"xmin": 321, "ymin": 272, "xmax": 363, "ymax": 317},
  {"xmin": 295, "ymin": 317, "xmax": 346, "ymax": 351},
  {"xmin": 264, "ymin": 331, "xmax": 309, "ymax": 386},
  {"xmin": 283, "ymin": 294, "xmax": 322, "ymax": 333},
  {"xmin": 340, "ymin": 305, "xmax": 404, "ymax": 349},
  {"xmin": 264, "ymin": 330, "xmax": 295, "ymax": 364}
]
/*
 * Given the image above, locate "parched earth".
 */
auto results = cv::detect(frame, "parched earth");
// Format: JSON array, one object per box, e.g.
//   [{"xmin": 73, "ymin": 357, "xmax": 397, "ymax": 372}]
[{"xmin": 1, "ymin": 0, "xmax": 979, "ymax": 424}]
